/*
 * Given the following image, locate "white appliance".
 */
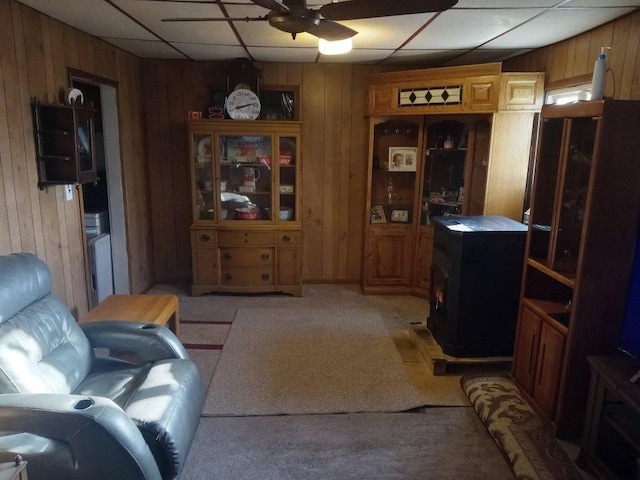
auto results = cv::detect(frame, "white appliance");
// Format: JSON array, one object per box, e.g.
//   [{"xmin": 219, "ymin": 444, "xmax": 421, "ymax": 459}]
[{"xmin": 87, "ymin": 233, "xmax": 114, "ymax": 307}]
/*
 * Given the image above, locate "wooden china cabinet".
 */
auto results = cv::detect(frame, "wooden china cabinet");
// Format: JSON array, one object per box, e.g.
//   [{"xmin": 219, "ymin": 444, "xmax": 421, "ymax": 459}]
[
  {"xmin": 512, "ymin": 100, "xmax": 640, "ymax": 437},
  {"xmin": 188, "ymin": 119, "xmax": 302, "ymax": 296},
  {"xmin": 362, "ymin": 63, "xmax": 544, "ymax": 297}
]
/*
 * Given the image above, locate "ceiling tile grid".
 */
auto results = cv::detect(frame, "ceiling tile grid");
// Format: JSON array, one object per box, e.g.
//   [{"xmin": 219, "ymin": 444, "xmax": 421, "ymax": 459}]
[{"xmin": 15, "ymin": 0, "xmax": 640, "ymax": 64}]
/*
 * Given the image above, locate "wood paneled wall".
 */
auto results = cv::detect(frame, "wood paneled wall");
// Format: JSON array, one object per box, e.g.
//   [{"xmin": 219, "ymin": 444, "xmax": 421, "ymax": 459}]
[
  {"xmin": 141, "ymin": 60, "xmax": 401, "ymax": 284},
  {"xmin": 504, "ymin": 10, "xmax": 640, "ymax": 100},
  {"xmin": 0, "ymin": 0, "xmax": 153, "ymax": 317}
]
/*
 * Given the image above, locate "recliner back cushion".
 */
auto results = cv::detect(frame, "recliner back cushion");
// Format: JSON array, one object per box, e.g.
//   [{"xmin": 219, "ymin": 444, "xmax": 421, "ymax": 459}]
[{"xmin": 0, "ymin": 253, "xmax": 93, "ymax": 394}]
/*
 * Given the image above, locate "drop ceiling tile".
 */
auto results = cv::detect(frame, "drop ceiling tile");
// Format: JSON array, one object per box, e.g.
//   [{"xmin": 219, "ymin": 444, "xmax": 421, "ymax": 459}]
[
  {"xmin": 485, "ymin": 7, "xmax": 636, "ymax": 48},
  {"xmin": 112, "ymin": 0, "xmax": 238, "ymax": 45},
  {"xmin": 453, "ymin": 0, "xmax": 559, "ymax": 6},
  {"xmin": 340, "ymin": 15, "xmax": 437, "ymax": 49},
  {"xmin": 405, "ymin": 8, "xmax": 546, "ymax": 50},
  {"xmin": 247, "ymin": 46, "xmax": 319, "ymax": 63},
  {"xmin": 103, "ymin": 38, "xmax": 188, "ymax": 59},
  {"xmin": 19, "ymin": 0, "xmax": 156, "ymax": 40},
  {"xmin": 173, "ymin": 43, "xmax": 250, "ymax": 61},
  {"xmin": 383, "ymin": 49, "xmax": 466, "ymax": 66},
  {"xmin": 444, "ymin": 48, "xmax": 534, "ymax": 66},
  {"xmin": 318, "ymin": 49, "xmax": 397, "ymax": 64},
  {"xmin": 561, "ymin": 0, "xmax": 640, "ymax": 6}
]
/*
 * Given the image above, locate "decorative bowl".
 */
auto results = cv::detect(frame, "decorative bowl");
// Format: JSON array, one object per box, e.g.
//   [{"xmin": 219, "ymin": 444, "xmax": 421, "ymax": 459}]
[
  {"xmin": 236, "ymin": 206, "xmax": 260, "ymax": 220},
  {"xmin": 279, "ymin": 207, "xmax": 293, "ymax": 221}
]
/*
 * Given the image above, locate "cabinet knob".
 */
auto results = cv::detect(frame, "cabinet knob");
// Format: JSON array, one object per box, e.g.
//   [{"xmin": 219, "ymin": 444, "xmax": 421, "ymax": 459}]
[
  {"xmin": 224, "ymin": 252, "xmax": 232, "ymax": 260},
  {"xmin": 282, "ymin": 235, "xmax": 291, "ymax": 242},
  {"xmin": 201, "ymin": 234, "xmax": 210, "ymax": 242},
  {"xmin": 261, "ymin": 273, "xmax": 270, "ymax": 281},
  {"xmin": 261, "ymin": 253, "xmax": 270, "ymax": 261},
  {"xmin": 224, "ymin": 273, "xmax": 232, "ymax": 280}
]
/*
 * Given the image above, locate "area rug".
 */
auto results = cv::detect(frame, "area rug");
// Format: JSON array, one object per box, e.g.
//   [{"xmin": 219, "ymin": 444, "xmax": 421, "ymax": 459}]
[
  {"xmin": 461, "ymin": 373, "xmax": 584, "ymax": 480},
  {"xmin": 179, "ymin": 321, "xmax": 231, "ymax": 349},
  {"xmin": 202, "ymin": 308, "xmax": 426, "ymax": 416},
  {"xmin": 183, "ymin": 409, "xmax": 514, "ymax": 480}
]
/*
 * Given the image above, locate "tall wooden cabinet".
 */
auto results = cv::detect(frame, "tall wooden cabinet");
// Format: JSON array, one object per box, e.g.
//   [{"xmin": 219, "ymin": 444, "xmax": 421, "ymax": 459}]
[
  {"xmin": 188, "ymin": 119, "xmax": 302, "ymax": 296},
  {"xmin": 512, "ymin": 100, "xmax": 640, "ymax": 436},
  {"xmin": 362, "ymin": 63, "xmax": 544, "ymax": 297}
]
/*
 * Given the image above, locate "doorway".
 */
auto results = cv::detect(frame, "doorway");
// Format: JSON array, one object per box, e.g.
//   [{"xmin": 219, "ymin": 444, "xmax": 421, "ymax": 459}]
[{"xmin": 70, "ymin": 71, "xmax": 130, "ymax": 307}]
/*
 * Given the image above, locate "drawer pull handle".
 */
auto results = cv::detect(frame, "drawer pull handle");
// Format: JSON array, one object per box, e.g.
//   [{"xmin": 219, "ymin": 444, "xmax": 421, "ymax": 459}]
[
  {"xmin": 224, "ymin": 273, "xmax": 233, "ymax": 280},
  {"xmin": 283, "ymin": 235, "xmax": 291, "ymax": 242},
  {"xmin": 261, "ymin": 253, "xmax": 270, "ymax": 261},
  {"xmin": 201, "ymin": 234, "xmax": 210, "ymax": 242},
  {"xmin": 261, "ymin": 273, "xmax": 270, "ymax": 281},
  {"xmin": 224, "ymin": 252, "xmax": 232, "ymax": 260}
]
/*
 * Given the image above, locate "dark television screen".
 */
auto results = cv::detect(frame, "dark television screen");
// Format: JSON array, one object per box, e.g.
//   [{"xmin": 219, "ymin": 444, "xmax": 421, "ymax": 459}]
[{"xmin": 619, "ymin": 232, "xmax": 640, "ymax": 360}]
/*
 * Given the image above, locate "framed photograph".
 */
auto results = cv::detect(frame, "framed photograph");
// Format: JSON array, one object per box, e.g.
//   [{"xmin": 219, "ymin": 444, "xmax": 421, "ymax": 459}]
[
  {"xmin": 388, "ymin": 147, "xmax": 417, "ymax": 171},
  {"xmin": 371, "ymin": 205, "xmax": 387, "ymax": 224},
  {"xmin": 390, "ymin": 209, "xmax": 410, "ymax": 223}
]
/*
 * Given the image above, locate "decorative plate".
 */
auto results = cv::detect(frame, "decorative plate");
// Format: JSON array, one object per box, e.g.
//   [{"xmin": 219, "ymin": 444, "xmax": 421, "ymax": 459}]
[{"xmin": 197, "ymin": 137, "xmax": 212, "ymax": 156}]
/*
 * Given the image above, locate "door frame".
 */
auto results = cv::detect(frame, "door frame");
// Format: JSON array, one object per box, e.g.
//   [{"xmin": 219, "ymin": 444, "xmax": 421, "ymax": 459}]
[{"xmin": 68, "ymin": 69, "xmax": 131, "ymax": 301}]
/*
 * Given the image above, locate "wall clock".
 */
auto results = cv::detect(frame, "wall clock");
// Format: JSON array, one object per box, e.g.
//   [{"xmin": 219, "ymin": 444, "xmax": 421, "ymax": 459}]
[{"xmin": 226, "ymin": 88, "xmax": 261, "ymax": 120}]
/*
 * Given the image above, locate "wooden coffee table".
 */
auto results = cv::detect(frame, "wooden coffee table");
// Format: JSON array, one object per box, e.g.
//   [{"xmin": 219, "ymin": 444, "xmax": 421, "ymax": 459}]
[{"xmin": 81, "ymin": 295, "xmax": 180, "ymax": 335}]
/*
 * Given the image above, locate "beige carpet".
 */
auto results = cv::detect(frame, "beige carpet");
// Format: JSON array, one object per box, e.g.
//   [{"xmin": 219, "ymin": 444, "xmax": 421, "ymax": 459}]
[{"xmin": 202, "ymin": 308, "xmax": 428, "ymax": 416}]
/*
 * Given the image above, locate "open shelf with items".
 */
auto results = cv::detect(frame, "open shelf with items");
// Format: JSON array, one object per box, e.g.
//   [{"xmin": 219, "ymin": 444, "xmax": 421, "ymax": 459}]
[
  {"xmin": 188, "ymin": 119, "xmax": 302, "ymax": 296},
  {"xmin": 32, "ymin": 98, "xmax": 98, "ymax": 188},
  {"xmin": 512, "ymin": 100, "xmax": 640, "ymax": 437}
]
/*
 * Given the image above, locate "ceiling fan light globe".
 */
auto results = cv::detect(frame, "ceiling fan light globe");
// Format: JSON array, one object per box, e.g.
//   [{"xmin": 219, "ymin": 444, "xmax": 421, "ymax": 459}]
[{"xmin": 318, "ymin": 37, "xmax": 353, "ymax": 55}]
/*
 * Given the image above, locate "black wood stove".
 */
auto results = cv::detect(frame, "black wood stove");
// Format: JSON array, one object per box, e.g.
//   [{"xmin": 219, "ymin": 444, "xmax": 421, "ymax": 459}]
[{"xmin": 427, "ymin": 215, "xmax": 527, "ymax": 357}]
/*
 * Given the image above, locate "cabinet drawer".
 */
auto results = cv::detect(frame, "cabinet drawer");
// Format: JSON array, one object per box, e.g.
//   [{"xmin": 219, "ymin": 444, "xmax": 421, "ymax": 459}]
[
  {"xmin": 220, "ymin": 248, "xmax": 274, "ymax": 267},
  {"xmin": 276, "ymin": 231, "xmax": 300, "ymax": 246},
  {"xmin": 220, "ymin": 267, "xmax": 274, "ymax": 286},
  {"xmin": 193, "ymin": 230, "xmax": 216, "ymax": 246},
  {"xmin": 218, "ymin": 231, "xmax": 275, "ymax": 246}
]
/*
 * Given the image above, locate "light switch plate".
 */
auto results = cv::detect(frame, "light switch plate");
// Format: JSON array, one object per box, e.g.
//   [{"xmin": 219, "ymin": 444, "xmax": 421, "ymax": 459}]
[{"xmin": 65, "ymin": 184, "xmax": 73, "ymax": 201}]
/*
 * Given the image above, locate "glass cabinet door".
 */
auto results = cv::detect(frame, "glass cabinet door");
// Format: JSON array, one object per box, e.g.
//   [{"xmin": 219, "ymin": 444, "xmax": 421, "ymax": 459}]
[
  {"xmin": 277, "ymin": 135, "xmax": 297, "ymax": 222},
  {"xmin": 218, "ymin": 133, "xmax": 273, "ymax": 221},
  {"xmin": 370, "ymin": 120, "xmax": 420, "ymax": 225},
  {"xmin": 76, "ymin": 110, "xmax": 94, "ymax": 174},
  {"xmin": 192, "ymin": 133, "xmax": 215, "ymax": 221},
  {"xmin": 529, "ymin": 117, "xmax": 564, "ymax": 264},
  {"xmin": 552, "ymin": 116, "xmax": 597, "ymax": 277}
]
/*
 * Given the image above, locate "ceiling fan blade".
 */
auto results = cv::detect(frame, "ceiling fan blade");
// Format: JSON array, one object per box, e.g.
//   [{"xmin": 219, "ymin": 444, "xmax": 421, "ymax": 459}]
[
  {"xmin": 251, "ymin": 0, "xmax": 289, "ymax": 13},
  {"xmin": 319, "ymin": 0, "xmax": 458, "ymax": 21},
  {"xmin": 162, "ymin": 16, "xmax": 268, "ymax": 22},
  {"xmin": 306, "ymin": 19, "xmax": 357, "ymax": 41}
]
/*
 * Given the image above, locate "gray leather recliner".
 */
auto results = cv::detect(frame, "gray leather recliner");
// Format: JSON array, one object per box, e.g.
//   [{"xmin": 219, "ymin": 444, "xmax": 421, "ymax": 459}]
[{"xmin": 0, "ymin": 253, "xmax": 205, "ymax": 480}]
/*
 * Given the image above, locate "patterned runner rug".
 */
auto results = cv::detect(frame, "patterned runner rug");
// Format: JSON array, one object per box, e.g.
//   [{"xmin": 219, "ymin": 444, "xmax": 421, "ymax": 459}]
[{"xmin": 461, "ymin": 373, "xmax": 584, "ymax": 480}]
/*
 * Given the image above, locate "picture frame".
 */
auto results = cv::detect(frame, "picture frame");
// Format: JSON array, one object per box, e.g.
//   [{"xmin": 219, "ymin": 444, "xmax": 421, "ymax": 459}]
[
  {"xmin": 390, "ymin": 209, "xmax": 410, "ymax": 223},
  {"xmin": 371, "ymin": 205, "xmax": 387, "ymax": 224},
  {"xmin": 388, "ymin": 147, "xmax": 417, "ymax": 171}
]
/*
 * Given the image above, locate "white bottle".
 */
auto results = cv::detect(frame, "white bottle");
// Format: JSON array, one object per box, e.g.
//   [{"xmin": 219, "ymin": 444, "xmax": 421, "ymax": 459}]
[{"xmin": 591, "ymin": 47, "xmax": 610, "ymax": 101}]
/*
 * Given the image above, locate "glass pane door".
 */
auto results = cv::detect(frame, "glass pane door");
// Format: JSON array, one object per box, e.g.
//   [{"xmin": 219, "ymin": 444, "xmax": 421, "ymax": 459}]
[
  {"xmin": 219, "ymin": 134, "xmax": 273, "ymax": 221},
  {"xmin": 529, "ymin": 117, "xmax": 564, "ymax": 264},
  {"xmin": 193, "ymin": 133, "xmax": 215, "ymax": 221},
  {"xmin": 552, "ymin": 116, "xmax": 597, "ymax": 277},
  {"xmin": 278, "ymin": 135, "xmax": 297, "ymax": 222}
]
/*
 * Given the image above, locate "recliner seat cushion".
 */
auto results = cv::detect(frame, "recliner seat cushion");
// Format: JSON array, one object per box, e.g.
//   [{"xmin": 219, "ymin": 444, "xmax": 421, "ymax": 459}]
[{"xmin": 124, "ymin": 359, "xmax": 204, "ymax": 479}]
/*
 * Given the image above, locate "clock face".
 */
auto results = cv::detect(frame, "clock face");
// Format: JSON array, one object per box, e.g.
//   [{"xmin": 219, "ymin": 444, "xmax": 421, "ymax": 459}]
[{"xmin": 226, "ymin": 89, "xmax": 261, "ymax": 120}]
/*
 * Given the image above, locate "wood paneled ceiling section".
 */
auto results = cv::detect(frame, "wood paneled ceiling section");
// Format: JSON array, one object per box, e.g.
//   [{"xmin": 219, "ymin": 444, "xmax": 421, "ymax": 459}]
[{"xmin": 15, "ymin": 0, "xmax": 640, "ymax": 66}]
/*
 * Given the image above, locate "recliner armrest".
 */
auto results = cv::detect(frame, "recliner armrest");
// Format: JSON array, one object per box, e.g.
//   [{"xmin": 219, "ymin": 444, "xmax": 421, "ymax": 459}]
[
  {"xmin": 0, "ymin": 393, "xmax": 162, "ymax": 480},
  {"xmin": 80, "ymin": 320, "xmax": 189, "ymax": 362}
]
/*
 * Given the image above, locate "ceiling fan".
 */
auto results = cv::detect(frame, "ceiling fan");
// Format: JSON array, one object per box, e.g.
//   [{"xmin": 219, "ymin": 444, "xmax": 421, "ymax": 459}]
[{"xmin": 162, "ymin": 0, "xmax": 458, "ymax": 41}]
